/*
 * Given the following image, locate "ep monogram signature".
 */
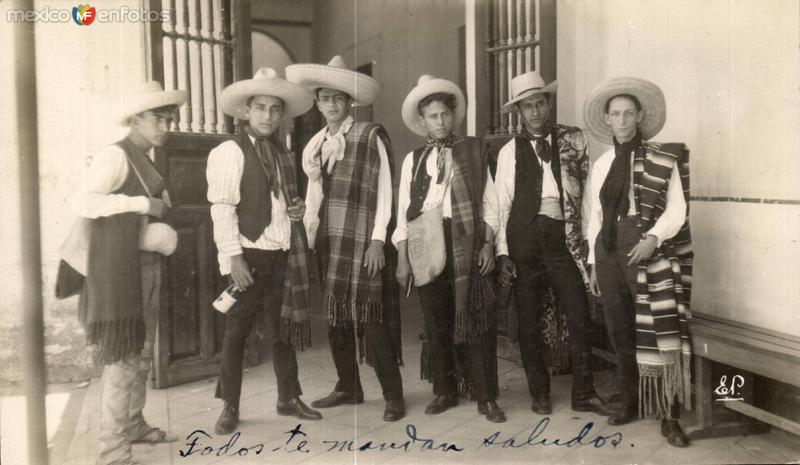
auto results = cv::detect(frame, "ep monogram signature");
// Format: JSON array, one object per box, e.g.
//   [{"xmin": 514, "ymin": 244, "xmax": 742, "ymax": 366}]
[{"xmin": 714, "ymin": 374, "xmax": 745, "ymax": 401}]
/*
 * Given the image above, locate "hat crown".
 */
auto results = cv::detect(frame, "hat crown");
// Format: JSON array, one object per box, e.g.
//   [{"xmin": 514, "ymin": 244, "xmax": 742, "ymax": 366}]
[
  {"xmin": 511, "ymin": 71, "xmax": 545, "ymax": 97},
  {"xmin": 417, "ymin": 74, "xmax": 436, "ymax": 85},
  {"xmin": 253, "ymin": 67, "xmax": 279, "ymax": 80},
  {"xmin": 130, "ymin": 81, "xmax": 166, "ymax": 95},
  {"xmin": 510, "ymin": 71, "xmax": 548, "ymax": 98},
  {"xmin": 326, "ymin": 55, "xmax": 348, "ymax": 70}
]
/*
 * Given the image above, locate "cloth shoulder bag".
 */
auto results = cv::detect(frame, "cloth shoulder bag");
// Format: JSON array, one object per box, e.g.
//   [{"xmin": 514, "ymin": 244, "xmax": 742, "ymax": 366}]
[
  {"xmin": 55, "ymin": 217, "xmax": 91, "ymax": 299},
  {"xmin": 407, "ymin": 206, "xmax": 446, "ymax": 286},
  {"xmin": 406, "ymin": 153, "xmax": 452, "ymax": 286}
]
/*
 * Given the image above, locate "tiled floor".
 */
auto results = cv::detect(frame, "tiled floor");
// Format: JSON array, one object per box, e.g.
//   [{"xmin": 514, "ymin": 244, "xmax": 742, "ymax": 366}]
[
  {"xmin": 14, "ymin": 332, "xmax": 791, "ymax": 465},
  {"xmin": 1, "ymin": 308, "xmax": 798, "ymax": 465}
]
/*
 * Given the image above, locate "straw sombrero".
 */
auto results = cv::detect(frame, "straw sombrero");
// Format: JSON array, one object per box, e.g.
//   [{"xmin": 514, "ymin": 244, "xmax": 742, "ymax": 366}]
[
  {"xmin": 583, "ymin": 76, "xmax": 666, "ymax": 145},
  {"xmin": 285, "ymin": 55, "xmax": 382, "ymax": 107},
  {"xmin": 220, "ymin": 67, "xmax": 313, "ymax": 120},
  {"xmin": 401, "ymin": 75, "xmax": 466, "ymax": 137},
  {"xmin": 501, "ymin": 70, "xmax": 557, "ymax": 112},
  {"xmin": 117, "ymin": 81, "xmax": 188, "ymax": 126}
]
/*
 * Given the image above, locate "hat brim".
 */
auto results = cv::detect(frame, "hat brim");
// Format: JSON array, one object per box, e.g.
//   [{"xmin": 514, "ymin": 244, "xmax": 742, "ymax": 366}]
[
  {"xmin": 118, "ymin": 90, "xmax": 188, "ymax": 126},
  {"xmin": 285, "ymin": 64, "xmax": 382, "ymax": 106},
  {"xmin": 401, "ymin": 79, "xmax": 466, "ymax": 137},
  {"xmin": 583, "ymin": 77, "xmax": 666, "ymax": 145},
  {"xmin": 500, "ymin": 81, "xmax": 558, "ymax": 113},
  {"xmin": 220, "ymin": 78, "xmax": 314, "ymax": 120}
]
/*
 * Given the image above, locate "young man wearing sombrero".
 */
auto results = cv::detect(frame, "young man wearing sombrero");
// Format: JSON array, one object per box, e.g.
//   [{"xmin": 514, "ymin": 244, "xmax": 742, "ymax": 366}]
[
  {"xmin": 584, "ymin": 77, "xmax": 693, "ymax": 447},
  {"xmin": 285, "ymin": 56, "xmax": 405, "ymax": 422},
  {"xmin": 494, "ymin": 71, "xmax": 611, "ymax": 417},
  {"xmin": 394, "ymin": 75, "xmax": 505, "ymax": 423},
  {"xmin": 74, "ymin": 82, "xmax": 185, "ymax": 465},
  {"xmin": 206, "ymin": 67, "xmax": 321, "ymax": 435}
]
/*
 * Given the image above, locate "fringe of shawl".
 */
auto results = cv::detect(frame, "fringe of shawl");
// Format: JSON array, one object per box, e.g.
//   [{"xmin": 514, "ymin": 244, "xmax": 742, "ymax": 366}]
[
  {"xmin": 280, "ymin": 316, "xmax": 312, "ymax": 352},
  {"xmin": 454, "ymin": 271, "xmax": 497, "ymax": 344},
  {"xmin": 86, "ymin": 318, "xmax": 145, "ymax": 365},
  {"xmin": 637, "ymin": 350, "xmax": 693, "ymax": 419},
  {"xmin": 324, "ymin": 293, "xmax": 384, "ymax": 327}
]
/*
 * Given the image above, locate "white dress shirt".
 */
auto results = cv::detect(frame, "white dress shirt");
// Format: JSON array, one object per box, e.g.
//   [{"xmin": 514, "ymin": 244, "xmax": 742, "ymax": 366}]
[
  {"xmin": 483, "ymin": 173, "xmax": 501, "ymax": 236},
  {"xmin": 206, "ymin": 136, "xmax": 290, "ymax": 275},
  {"xmin": 303, "ymin": 116, "xmax": 392, "ymax": 248},
  {"xmin": 494, "ymin": 135, "xmax": 562, "ymax": 256},
  {"xmin": 76, "ymin": 144, "xmax": 152, "ymax": 219},
  {"xmin": 586, "ymin": 147, "xmax": 687, "ymax": 265},
  {"xmin": 392, "ymin": 147, "xmax": 499, "ymax": 247}
]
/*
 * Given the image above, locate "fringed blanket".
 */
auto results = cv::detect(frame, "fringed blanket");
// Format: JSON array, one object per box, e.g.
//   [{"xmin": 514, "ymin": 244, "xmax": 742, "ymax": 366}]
[
  {"xmin": 308, "ymin": 122, "xmax": 402, "ymax": 365},
  {"xmin": 318, "ymin": 123, "xmax": 387, "ymax": 324},
  {"xmin": 632, "ymin": 141, "xmax": 693, "ymax": 419}
]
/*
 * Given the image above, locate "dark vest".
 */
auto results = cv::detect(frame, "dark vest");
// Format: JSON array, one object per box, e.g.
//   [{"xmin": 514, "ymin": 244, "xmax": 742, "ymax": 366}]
[
  {"xmin": 80, "ymin": 139, "xmax": 150, "ymax": 327},
  {"xmin": 506, "ymin": 131, "xmax": 563, "ymax": 260},
  {"xmin": 233, "ymin": 131, "xmax": 274, "ymax": 242},
  {"xmin": 407, "ymin": 146, "xmax": 437, "ymax": 222}
]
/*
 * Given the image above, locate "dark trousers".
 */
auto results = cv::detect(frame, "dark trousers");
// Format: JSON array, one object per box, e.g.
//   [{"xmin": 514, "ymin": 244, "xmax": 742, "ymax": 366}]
[
  {"xmin": 417, "ymin": 220, "xmax": 496, "ymax": 402},
  {"xmin": 215, "ymin": 248, "xmax": 301, "ymax": 406},
  {"xmin": 327, "ymin": 323, "xmax": 403, "ymax": 401},
  {"xmin": 512, "ymin": 215, "xmax": 594, "ymax": 400},
  {"xmin": 595, "ymin": 217, "xmax": 681, "ymax": 419}
]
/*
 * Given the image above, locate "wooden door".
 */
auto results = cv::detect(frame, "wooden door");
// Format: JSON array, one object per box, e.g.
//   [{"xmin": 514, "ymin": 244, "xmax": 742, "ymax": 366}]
[
  {"xmin": 152, "ymin": 134, "xmax": 230, "ymax": 388},
  {"xmin": 146, "ymin": 0, "xmax": 253, "ymax": 388}
]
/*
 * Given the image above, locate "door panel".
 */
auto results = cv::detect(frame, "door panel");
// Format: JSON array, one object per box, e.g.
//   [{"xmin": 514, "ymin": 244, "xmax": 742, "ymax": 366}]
[
  {"xmin": 145, "ymin": 0, "xmax": 253, "ymax": 388},
  {"xmin": 152, "ymin": 134, "xmax": 230, "ymax": 388}
]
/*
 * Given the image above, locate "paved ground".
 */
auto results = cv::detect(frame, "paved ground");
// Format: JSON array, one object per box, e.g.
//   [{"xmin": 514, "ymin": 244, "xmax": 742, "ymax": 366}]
[{"xmin": 4, "ymin": 333, "xmax": 799, "ymax": 465}]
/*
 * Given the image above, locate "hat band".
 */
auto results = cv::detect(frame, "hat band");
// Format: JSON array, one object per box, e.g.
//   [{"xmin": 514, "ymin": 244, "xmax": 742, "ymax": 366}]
[{"xmin": 513, "ymin": 86, "xmax": 548, "ymax": 100}]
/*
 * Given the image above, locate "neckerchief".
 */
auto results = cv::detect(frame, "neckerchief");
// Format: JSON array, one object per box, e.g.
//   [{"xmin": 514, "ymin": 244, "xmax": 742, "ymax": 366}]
[
  {"xmin": 415, "ymin": 134, "xmax": 454, "ymax": 184},
  {"xmin": 520, "ymin": 125, "xmax": 551, "ymax": 163},
  {"xmin": 245, "ymin": 126, "xmax": 280, "ymax": 196}
]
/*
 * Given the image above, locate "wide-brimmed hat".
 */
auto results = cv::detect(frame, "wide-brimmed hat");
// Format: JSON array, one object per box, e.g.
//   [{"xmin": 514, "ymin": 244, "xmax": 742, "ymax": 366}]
[
  {"xmin": 220, "ymin": 67, "xmax": 314, "ymax": 120},
  {"xmin": 401, "ymin": 75, "xmax": 466, "ymax": 137},
  {"xmin": 501, "ymin": 71, "xmax": 557, "ymax": 112},
  {"xmin": 285, "ymin": 55, "xmax": 382, "ymax": 106},
  {"xmin": 583, "ymin": 76, "xmax": 666, "ymax": 145},
  {"xmin": 117, "ymin": 81, "xmax": 188, "ymax": 126}
]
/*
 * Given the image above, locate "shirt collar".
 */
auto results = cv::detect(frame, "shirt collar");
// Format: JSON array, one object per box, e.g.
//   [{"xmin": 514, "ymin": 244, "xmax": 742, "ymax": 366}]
[
  {"xmin": 325, "ymin": 115, "xmax": 354, "ymax": 140},
  {"xmin": 527, "ymin": 133, "xmax": 551, "ymax": 143}
]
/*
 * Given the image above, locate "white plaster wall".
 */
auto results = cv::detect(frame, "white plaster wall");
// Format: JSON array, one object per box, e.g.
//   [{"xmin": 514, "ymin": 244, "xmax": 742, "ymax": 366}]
[
  {"xmin": 1, "ymin": 0, "xmax": 149, "ymax": 381},
  {"xmin": 557, "ymin": 0, "xmax": 800, "ymax": 334},
  {"xmin": 313, "ymin": 0, "xmax": 466, "ymax": 171}
]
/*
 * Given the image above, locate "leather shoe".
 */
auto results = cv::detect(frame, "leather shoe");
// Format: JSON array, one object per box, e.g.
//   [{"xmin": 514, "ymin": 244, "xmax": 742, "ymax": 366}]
[
  {"xmin": 661, "ymin": 419, "xmax": 690, "ymax": 447},
  {"xmin": 572, "ymin": 395, "xmax": 616, "ymax": 417},
  {"xmin": 478, "ymin": 401, "xmax": 506, "ymax": 423},
  {"xmin": 214, "ymin": 402, "xmax": 239, "ymax": 435},
  {"xmin": 530, "ymin": 395, "xmax": 552, "ymax": 415},
  {"xmin": 277, "ymin": 398, "xmax": 322, "ymax": 421},
  {"xmin": 608, "ymin": 409, "xmax": 637, "ymax": 426},
  {"xmin": 310, "ymin": 391, "xmax": 363, "ymax": 409},
  {"xmin": 383, "ymin": 398, "xmax": 406, "ymax": 422},
  {"xmin": 425, "ymin": 395, "xmax": 458, "ymax": 415}
]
